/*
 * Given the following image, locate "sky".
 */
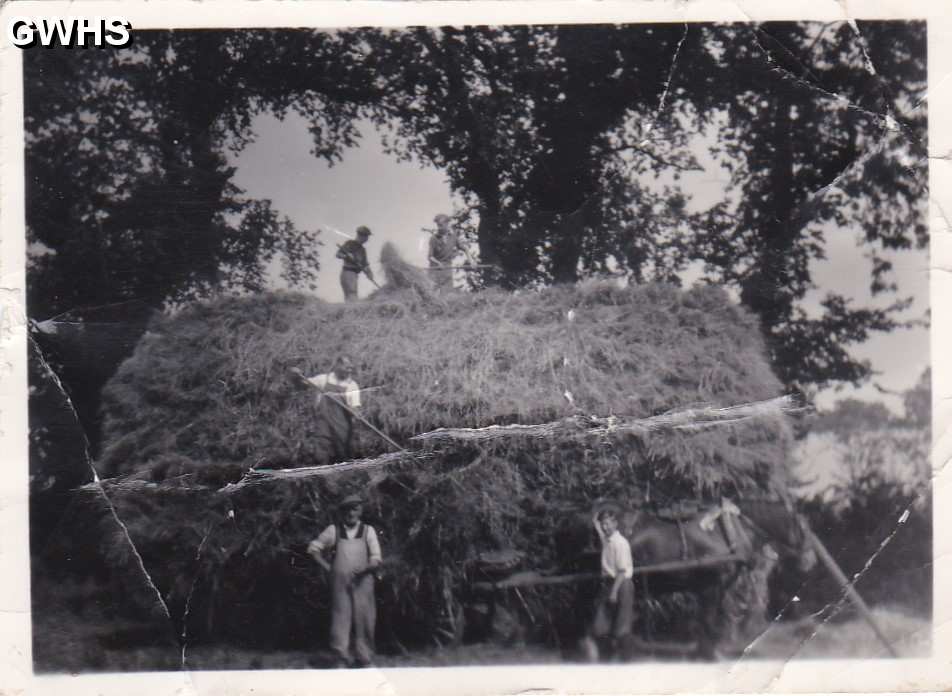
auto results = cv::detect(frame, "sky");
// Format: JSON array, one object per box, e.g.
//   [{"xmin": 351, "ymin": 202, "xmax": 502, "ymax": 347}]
[
  {"xmin": 230, "ymin": 112, "xmax": 930, "ymax": 414},
  {"xmin": 231, "ymin": 114, "xmax": 456, "ymax": 301}
]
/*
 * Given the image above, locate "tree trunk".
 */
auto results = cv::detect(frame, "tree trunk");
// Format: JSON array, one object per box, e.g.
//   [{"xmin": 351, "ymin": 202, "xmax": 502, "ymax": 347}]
[
  {"xmin": 740, "ymin": 91, "xmax": 798, "ymax": 347},
  {"xmin": 476, "ymin": 199, "xmax": 504, "ymax": 286},
  {"xmin": 549, "ymin": 205, "xmax": 587, "ymax": 284}
]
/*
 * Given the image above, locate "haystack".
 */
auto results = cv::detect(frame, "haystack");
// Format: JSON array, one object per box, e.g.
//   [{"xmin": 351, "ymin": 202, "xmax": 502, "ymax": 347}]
[
  {"xmin": 91, "ymin": 265, "xmax": 793, "ymax": 649},
  {"xmin": 378, "ymin": 241, "xmax": 437, "ymax": 301}
]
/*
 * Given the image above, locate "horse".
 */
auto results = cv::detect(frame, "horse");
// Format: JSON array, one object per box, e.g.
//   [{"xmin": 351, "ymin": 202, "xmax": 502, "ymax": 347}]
[{"xmin": 564, "ymin": 498, "xmax": 817, "ymax": 660}]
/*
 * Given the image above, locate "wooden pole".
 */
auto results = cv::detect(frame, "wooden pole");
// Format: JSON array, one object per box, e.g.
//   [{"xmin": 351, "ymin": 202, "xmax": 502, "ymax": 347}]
[
  {"xmin": 322, "ymin": 392, "xmax": 405, "ymax": 452},
  {"xmin": 471, "ymin": 554, "xmax": 744, "ymax": 592},
  {"xmin": 335, "ymin": 243, "xmax": 380, "ymax": 288},
  {"xmin": 424, "ymin": 264, "xmax": 495, "ymax": 271},
  {"xmin": 806, "ymin": 528, "xmax": 899, "ymax": 657},
  {"xmin": 293, "ymin": 371, "xmax": 406, "ymax": 452}
]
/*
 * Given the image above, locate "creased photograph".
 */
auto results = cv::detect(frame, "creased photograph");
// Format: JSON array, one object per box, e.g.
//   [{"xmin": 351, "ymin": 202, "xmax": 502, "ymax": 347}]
[{"xmin": 2, "ymin": 2, "xmax": 948, "ymax": 694}]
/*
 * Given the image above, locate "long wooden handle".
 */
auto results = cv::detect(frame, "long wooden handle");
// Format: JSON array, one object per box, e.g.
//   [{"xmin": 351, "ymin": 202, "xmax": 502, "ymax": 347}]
[
  {"xmin": 806, "ymin": 528, "xmax": 899, "ymax": 657},
  {"xmin": 471, "ymin": 554, "xmax": 745, "ymax": 592},
  {"xmin": 336, "ymin": 243, "xmax": 378, "ymax": 286},
  {"xmin": 321, "ymin": 392, "xmax": 405, "ymax": 452},
  {"xmin": 293, "ymin": 371, "xmax": 405, "ymax": 452}
]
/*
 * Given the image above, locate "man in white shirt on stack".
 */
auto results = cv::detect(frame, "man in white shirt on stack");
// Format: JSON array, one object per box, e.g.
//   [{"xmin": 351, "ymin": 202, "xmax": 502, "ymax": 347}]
[{"xmin": 292, "ymin": 356, "xmax": 362, "ymax": 466}]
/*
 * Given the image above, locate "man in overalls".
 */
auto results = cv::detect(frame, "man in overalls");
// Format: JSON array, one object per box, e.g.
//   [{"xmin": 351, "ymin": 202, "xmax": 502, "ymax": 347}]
[
  {"xmin": 308, "ymin": 494, "xmax": 382, "ymax": 668},
  {"xmin": 292, "ymin": 356, "xmax": 361, "ymax": 467}
]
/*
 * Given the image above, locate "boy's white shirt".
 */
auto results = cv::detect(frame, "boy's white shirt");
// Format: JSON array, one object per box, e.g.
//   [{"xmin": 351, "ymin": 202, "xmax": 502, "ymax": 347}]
[
  {"xmin": 307, "ymin": 372, "xmax": 361, "ymax": 408},
  {"xmin": 601, "ymin": 529, "xmax": 634, "ymax": 580}
]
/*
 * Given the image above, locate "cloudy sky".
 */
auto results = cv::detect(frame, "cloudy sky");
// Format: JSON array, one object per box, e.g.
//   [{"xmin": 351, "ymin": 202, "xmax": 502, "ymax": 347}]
[{"xmin": 230, "ymin": 112, "xmax": 930, "ymax": 413}]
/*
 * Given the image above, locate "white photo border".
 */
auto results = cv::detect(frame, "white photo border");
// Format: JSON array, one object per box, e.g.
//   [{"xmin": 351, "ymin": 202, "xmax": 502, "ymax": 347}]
[{"xmin": 1, "ymin": 2, "xmax": 949, "ymax": 694}]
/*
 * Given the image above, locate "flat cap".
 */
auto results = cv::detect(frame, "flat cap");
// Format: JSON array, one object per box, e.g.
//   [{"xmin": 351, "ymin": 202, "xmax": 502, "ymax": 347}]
[{"xmin": 340, "ymin": 493, "xmax": 363, "ymax": 509}]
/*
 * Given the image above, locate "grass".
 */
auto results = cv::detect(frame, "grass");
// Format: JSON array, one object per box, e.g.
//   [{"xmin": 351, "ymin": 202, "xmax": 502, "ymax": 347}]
[
  {"xmin": 34, "ymin": 605, "xmax": 930, "ymax": 673},
  {"xmin": 742, "ymin": 605, "xmax": 930, "ymax": 660}
]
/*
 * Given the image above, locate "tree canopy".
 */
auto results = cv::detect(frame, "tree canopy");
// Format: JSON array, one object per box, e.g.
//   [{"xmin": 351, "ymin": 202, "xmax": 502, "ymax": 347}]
[
  {"xmin": 356, "ymin": 24, "xmax": 709, "ymax": 286},
  {"xmin": 350, "ymin": 22, "xmax": 927, "ymax": 390},
  {"xmin": 25, "ymin": 30, "xmax": 375, "ymax": 316},
  {"xmin": 25, "ymin": 21, "xmax": 927, "ymax": 395},
  {"xmin": 698, "ymin": 23, "xmax": 927, "ymax": 388}
]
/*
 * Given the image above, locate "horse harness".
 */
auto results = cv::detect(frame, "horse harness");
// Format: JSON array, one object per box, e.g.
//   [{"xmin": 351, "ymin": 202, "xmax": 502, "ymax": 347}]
[{"xmin": 676, "ymin": 518, "xmax": 689, "ymax": 560}]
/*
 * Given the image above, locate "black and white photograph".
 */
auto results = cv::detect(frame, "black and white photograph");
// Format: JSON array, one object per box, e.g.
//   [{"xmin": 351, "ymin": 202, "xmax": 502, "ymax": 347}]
[{"xmin": 4, "ymin": 1, "xmax": 950, "ymax": 693}]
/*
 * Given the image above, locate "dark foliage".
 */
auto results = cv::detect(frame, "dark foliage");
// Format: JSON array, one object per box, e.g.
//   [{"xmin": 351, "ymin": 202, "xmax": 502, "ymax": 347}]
[
  {"xmin": 27, "ymin": 23, "xmax": 927, "ymax": 396},
  {"xmin": 795, "ymin": 483, "xmax": 931, "ymax": 618}
]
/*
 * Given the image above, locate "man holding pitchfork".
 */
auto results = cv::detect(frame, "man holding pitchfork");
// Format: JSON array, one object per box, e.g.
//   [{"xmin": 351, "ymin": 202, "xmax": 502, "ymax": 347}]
[{"xmin": 291, "ymin": 355, "xmax": 362, "ymax": 467}]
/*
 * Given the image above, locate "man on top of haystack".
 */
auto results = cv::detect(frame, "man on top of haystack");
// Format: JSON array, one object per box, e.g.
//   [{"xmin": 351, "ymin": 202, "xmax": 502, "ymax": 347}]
[
  {"xmin": 427, "ymin": 214, "xmax": 465, "ymax": 291},
  {"xmin": 291, "ymin": 356, "xmax": 362, "ymax": 467},
  {"xmin": 308, "ymin": 493, "xmax": 382, "ymax": 668},
  {"xmin": 336, "ymin": 225, "xmax": 375, "ymax": 301}
]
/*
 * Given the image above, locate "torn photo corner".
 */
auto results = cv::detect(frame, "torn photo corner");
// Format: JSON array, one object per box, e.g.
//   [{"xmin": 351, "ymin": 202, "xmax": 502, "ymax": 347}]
[{"xmin": 1, "ymin": 1, "xmax": 950, "ymax": 694}]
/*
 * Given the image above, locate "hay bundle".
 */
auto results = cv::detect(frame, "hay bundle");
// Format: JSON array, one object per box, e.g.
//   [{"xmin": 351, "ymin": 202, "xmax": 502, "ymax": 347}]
[
  {"xmin": 379, "ymin": 241, "xmax": 437, "ymax": 300},
  {"xmin": 92, "ymin": 280, "xmax": 793, "ymax": 649}
]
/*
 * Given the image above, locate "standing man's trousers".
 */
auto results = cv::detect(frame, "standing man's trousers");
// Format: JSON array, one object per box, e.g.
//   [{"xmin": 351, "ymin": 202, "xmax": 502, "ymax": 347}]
[
  {"xmin": 591, "ymin": 577, "xmax": 634, "ymax": 639},
  {"xmin": 341, "ymin": 269, "xmax": 359, "ymax": 301}
]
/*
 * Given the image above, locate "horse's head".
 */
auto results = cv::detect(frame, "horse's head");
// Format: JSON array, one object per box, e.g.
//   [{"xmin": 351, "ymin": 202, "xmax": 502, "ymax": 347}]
[{"xmin": 741, "ymin": 500, "xmax": 816, "ymax": 574}]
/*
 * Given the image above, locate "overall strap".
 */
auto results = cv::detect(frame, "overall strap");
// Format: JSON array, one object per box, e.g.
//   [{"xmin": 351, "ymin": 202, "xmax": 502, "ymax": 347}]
[{"xmin": 335, "ymin": 522, "xmax": 365, "ymax": 540}]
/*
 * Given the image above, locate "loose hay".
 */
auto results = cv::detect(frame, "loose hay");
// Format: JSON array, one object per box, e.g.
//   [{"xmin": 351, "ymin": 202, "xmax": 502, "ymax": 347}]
[
  {"xmin": 101, "ymin": 280, "xmax": 789, "ymax": 490},
  {"xmin": 379, "ymin": 241, "xmax": 437, "ymax": 301},
  {"xmin": 91, "ymin": 279, "xmax": 795, "ymax": 649}
]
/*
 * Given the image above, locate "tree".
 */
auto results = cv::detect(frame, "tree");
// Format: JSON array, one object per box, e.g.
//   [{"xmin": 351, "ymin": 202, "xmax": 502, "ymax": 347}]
[
  {"xmin": 28, "ymin": 23, "xmax": 927, "ymax": 395},
  {"xmin": 341, "ymin": 22, "xmax": 926, "ymax": 392},
  {"xmin": 902, "ymin": 367, "xmax": 930, "ymax": 429},
  {"xmin": 355, "ymin": 24, "xmax": 712, "ymax": 286},
  {"xmin": 792, "ymin": 369, "xmax": 931, "ymax": 615},
  {"xmin": 25, "ymin": 30, "xmax": 378, "ymax": 318},
  {"xmin": 25, "ymin": 30, "xmax": 381, "ymax": 451},
  {"xmin": 794, "ymin": 366, "xmax": 930, "ymax": 511},
  {"xmin": 692, "ymin": 22, "xmax": 927, "ymax": 389}
]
